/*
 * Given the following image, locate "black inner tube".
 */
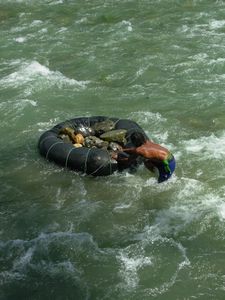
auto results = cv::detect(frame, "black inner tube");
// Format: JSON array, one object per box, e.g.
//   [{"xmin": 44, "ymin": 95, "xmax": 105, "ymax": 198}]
[{"xmin": 38, "ymin": 116, "xmax": 149, "ymax": 176}]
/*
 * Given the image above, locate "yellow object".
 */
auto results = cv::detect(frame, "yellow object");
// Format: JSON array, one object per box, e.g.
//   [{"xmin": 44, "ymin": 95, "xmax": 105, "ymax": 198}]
[
  {"xmin": 75, "ymin": 133, "xmax": 84, "ymax": 144},
  {"xmin": 59, "ymin": 127, "xmax": 77, "ymax": 142},
  {"xmin": 58, "ymin": 127, "xmax": 84, "ymax": 145},
  {"xmin": 73, "ymin": 143, "xmax": 83, "ymax": 148}
]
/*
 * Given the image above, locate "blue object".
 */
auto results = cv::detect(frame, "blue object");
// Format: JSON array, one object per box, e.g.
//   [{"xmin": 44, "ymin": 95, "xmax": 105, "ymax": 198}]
[{"xmin": 158, "ymin": 155, "xmax": 176, "ymax": 183}]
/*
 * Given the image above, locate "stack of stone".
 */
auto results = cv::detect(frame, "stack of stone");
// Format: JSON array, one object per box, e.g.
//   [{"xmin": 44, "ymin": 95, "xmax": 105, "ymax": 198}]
[{"xmin": 58, "ymin": 120, "xmax": 127, "ymax": 157}]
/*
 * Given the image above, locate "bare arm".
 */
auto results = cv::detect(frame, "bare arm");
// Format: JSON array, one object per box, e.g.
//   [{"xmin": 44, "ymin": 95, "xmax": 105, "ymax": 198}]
[{"xmin": 122, "ymin": 147, "xmax": 137, "ymax": 154}]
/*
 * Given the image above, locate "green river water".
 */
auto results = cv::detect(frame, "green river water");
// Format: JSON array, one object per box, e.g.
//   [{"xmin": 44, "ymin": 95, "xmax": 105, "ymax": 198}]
[{"xmin": 1, "ymin": 0, "xmax": 225, "ymax": 299}]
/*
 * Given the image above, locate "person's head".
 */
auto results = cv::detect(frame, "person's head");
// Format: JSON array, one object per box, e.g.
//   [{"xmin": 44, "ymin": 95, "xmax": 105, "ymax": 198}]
[{"xmin": 130, "ymin": 131, "xmax": 147, "ymax": 147}]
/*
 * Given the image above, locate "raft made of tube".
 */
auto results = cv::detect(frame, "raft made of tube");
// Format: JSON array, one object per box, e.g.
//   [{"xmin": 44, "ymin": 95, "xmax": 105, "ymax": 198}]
[{"xmin": 38, "ymin": 116, "xmax": 149, "ymax": 176}]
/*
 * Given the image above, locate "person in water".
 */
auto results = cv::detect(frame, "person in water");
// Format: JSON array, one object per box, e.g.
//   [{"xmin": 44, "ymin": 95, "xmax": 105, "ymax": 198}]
[{"xmin": 122, "ymin": 132, "xmax": 176, "ymax": 183}]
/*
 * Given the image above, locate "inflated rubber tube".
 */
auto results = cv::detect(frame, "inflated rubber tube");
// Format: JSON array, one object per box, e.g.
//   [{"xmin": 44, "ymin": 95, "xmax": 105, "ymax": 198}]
[{"xmin": 38, "ymin": 116, "xmax": 149, "ymax": 176}]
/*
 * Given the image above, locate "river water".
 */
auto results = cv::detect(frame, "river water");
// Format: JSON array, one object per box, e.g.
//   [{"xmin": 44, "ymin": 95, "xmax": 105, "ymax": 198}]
[{"xmin": 1, "ymin": 0, "xmax": 225, "ymax": 299}]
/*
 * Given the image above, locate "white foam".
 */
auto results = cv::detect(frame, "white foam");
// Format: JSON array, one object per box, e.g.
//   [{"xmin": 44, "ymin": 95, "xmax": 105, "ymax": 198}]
[
  {"xmin": 133, "ymin": 62, "xmax": 154, "ymax": 83},
  {"xmin": 152, "ymin": 131, "xmax": 169, "ymax": 143},
  {"xmin": 10, "ymin": 25, "xmax": 27, "ymax": 33},
  {"xmin": 0, "ymin": 98, "xmax": 38, "ymax": 124},
  {"xmin": 7, "ymin": 59, "xmax": 24, "ymax": 67},
  {"xmin": 118, "ymin": 250, "xmax": 152, "ymax": 289},
  {"xmin": 0, "ymin": 231, "xmax": 89, "ymax": 287},
  {"xmin": 118, "ymin": 228, "xmax": 190, "ymax": 296},
  {"xmin": 150, "ymin": 239, "xmax": 190, "ymax": 297},
  {"xmin": 203, "ymin": 193, "xmax": 225, "ymax": 218},
  {"xmin": 31, "ymin": 20, "xmax": 43, "ymax": 26},
  {"xmin": 218, "ymin": 203, "xmax": 225, "ymax": 220},
  {"xmin": 130, "ymin": 111, "xmax": 167, "ymax": 125},
  {"xmin": 14, "ymin": 36, "xmax": 27, "ymax": 43},
  {"xmin": 180, "ymin": 24, "xmax": 189, "ymax": 33},
  {"xmin": 0, "ymin": 98, "xmax": 37, "ymax": 109},
  {"xmin": 0, "ymin": 61, "xmax": 89, "ymax": 94},
  {"xmin": 191, "ymin": 53, "xmax": 208, "ymax": 61},
  {"xmin": 13, "ymin": 247, "xmax": 34, "ymax": 270},
  {"xmin": 57, "ymin": 27, "xmax": 68, "ymax": 33},
  {"xmin": 37, "ymin": 118, "xmax": 61, "ymax": 131},
  {"xmin": 182, "ymin": 132, "xmax": 225, "ymax": 160},
  {"xmin": 38, "ymin": 28, "xmax": 48, "ymax": 34},
  {"xmin": 76, "ymin": 17, "xmax": 88, "ymax": 24},
  {"xmin": 208, "ymin": 57, "xmax": 225, "ymax": 65},
  {"xmin": 176, "ymin": 178, "xmax": 204, "ymax": 200},
  {"xmin": 209, "ymin": 20, "xmax": 225, "ymax": 30},
  {"xmin": 113, "ymin": 203, "xmax": 132, "ymax": 212},
  {"xmin": 152, "ymin": 207, "xmax": 195, "ymax": 237},
  {"xmin": 21, "ymin": 99, "xmax": 37, "ymax": 106},
  {"xmin": 49, "ymin": 0, "xmax": 64, "ymax": 4},
  {"xmin": 108, "ymin": 19, "xmax": 133, "ymax": 43},
  {"xmin": 54, "ymin": 188, "xmax": 66, "ymax": 210},
  {"xmin": 121, "ymin": 20, "xmax": 133, "ymax": 32},
  {"xmin": 136, "ymin": 179, "xmax": 209, "ymax": 240}
]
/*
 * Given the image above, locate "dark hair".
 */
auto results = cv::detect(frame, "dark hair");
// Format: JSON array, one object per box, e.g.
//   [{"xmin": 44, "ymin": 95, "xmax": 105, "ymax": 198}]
[{"xmin": 130, "ymin": 132, "xmax": 147, "ymax": 147}]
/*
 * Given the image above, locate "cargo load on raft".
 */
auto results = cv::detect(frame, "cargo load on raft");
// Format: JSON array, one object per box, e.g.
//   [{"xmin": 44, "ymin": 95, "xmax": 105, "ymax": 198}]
[{"xmin": 38, "ymin": 116, "xmax": 149, "ymax": 176}]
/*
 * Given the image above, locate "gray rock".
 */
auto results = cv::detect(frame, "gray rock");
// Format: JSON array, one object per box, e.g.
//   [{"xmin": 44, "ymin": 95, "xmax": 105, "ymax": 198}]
[
  {"xmin": 76, "ymin": 125, "xmax": 95, "ymax": 137},
  {"xmin": 100, "ymin": 129, "xmax": 127, "ymax": 144},
  {"xmin": 108, "ymin": 142, "xmax": 123, "ymax": 152},
  {"xmin": 58, "ymin": 134, "xmax": 73, "ymax": 144},
  {"xmin": 84, "ymin": 136, "xmax": 109, "ymax": 149},
  {"xmin": 92, "ymin": 119, "xmax": 115, "ymax": 135}
]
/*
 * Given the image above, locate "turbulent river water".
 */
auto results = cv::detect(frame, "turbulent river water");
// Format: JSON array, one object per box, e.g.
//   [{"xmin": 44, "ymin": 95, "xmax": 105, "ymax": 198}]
[{"xmin": 1, "ymin": 0, "xmax": 225, "ymax": 299}]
